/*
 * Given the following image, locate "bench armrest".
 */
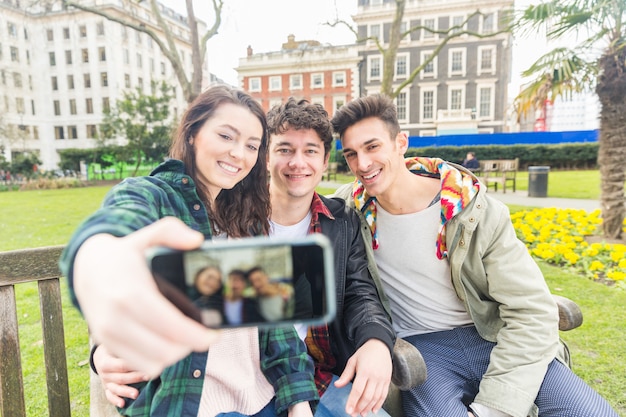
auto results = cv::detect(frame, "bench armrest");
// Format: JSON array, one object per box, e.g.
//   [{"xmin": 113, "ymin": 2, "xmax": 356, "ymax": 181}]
[
  {"xmin": 554, "ymin": 294, "xmax": 583, "ymax": 331},
  {"xmin": 391, "ymin": 338, "xmax": 427, "ymax": 390}
]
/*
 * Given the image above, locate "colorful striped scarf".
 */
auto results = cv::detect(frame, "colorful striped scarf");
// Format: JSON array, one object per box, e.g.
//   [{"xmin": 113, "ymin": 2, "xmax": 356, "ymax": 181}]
[{"xmin": 353, "ymin": 157, "xmax": 480, "ymax": 259}]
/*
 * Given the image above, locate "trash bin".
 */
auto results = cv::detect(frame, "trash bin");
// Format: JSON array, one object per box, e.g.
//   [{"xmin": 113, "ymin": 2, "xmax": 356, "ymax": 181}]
[{"xmin": 528, "ymin": 166, "xmax": 549, "ymax": 197}]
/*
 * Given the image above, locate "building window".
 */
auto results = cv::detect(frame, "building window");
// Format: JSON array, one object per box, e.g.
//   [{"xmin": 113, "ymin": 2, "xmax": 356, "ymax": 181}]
[
  {"xmin": 421, "ymin": 88, "xmax": 436, "ymax": 121},
  {"xmin": 136, "ymin": 53, "xmax": 142, "ymax": 68},
  {"xmin": 46, "ymin": 28, "xmax": 54, "ymax": 41},
  {"xmin": 332, "ymin": 71, "xmax": 346, "ymax": 87},
  {"xmin": 51, "ymin": 76, "xmax": 58, "ymax": 90},
  {"xmin": 97, "ymin": 22, "xmax": 105, "ymax": 36},
  {"xmin": 135, "ymin": 31, "xmax": 141, "ymax": 44},
  {"xmin": 86, "ymin": 98, "xmax": 93, "ymax": 114},
  {"xmin": 16, "ymin": 97, "xmax": 24, "ymax": 114},
  {"xmin": 160, "ymin": 61, "xmax": 166, "ymax": 75},
  {"xmin": 478, "ymin": 46, "xmax": 496, "ymax": 74},
  {"xmin": 137, "ymin": 77, "xmax": 143, "ymax": 90},
  {"xmin": 269, "ymin": 76, "xmax": 281, "ymax": 91},
  {"xmin": 68, "ymin": 125, "xmax": 78, "ymax": 139},
  {"xmin": 53, "ymin": 100, "xmax": 61, "ymax": 116},
  {"xmin": 248, "ymin": 77, "xmax": 261, "ymax": 92},
  {"xmin": 13, "ymin": 72, "xmax": 22, "ymax": 88},
  {"xmin": 99, "ymin": 47, "xmax": 106, "ymax": 61},
  {"xmin": 124, "ymin": 74, "xmax": 131, "ymax": 88},
  {"xmin": 101, "ymin": 72, "xmax": 108, "ymax": 87},
  {"xmin": 450, "ymin": 15, "xmax": 465, "ymax": 35},
  {"xmin": 396, "ymin": 92, "xmax": 408, "ymax": 122},
  {"xmin": 82, "ymin": 48, "xmax": 89, "ymax": 63},
  {"xmin": 333, "ymin": 96, "xmax": 345, "ymax": 116},
  {"xmin": 54, "ymin": 126, "xmax": 65, "ymax": 140},
  {"xmin": 368, "ymin": 56, "xmax": 381, "ymax": 81},
  {"xmin": 449, "ymin": 87, "xmax": 464, "ymax": 110},
  {"xmin": 368, "ymin": 23, "xmax": 381, "ymax": 42},
  {"xmin": 79, "ymin": 25, "xmax": 87, "ymax": 37},
  {"xmin": 311, "ymin": 73, "xmax": 323, "ymax": 88},
  {"xmin": 69, "ymin": 99, "xmax": 77, "ymax": 115},
  {"xmin": 290, "ymin": 74, "xmax": 302, "ymax": 90},
  {"xmin": 102, "ymin": 97, "xmax": 110, "ymax": 112},
  {"xmin": 449, "ymin": 48, "xmax": 466, "ymax": 76},
  {"xmin": 477, "ymin": 85, "xmax": 494, "ymax": 119},
  {"xmin": 84, "ymin": 73, "xmax": 91, "ymax": 88},
  {"xmin": 11, "ymin": 46, "xmax": 19, "ymax": 62},
  {"xmin": 481, "ymin": 12, "xmax": 494, "ymax": 34},
  {"xmin": 63, "ymin": 27, "xmax": 70, "ymax": 39},
  {"xmin": 65, "ymin": 50, "xmax": 73, "ymax": 64},
  {"xmin": 33, "ymin": 125, "xmax": 39, "ymax": 139},
  {"xmin": 49, "ymin": 51, "xmax": 55, "ymax": 66},
  {"xmin": 86, "ymin": 124, "xmax": 98, "ymax": 138},
  {"xmin": 395, "ymin": 54, "xmax": 408, "ymax": 78},
  {"xmin": 423, "ymin": 18, "xmax": 436, "ymax": 39},
  {"xmin": 420, "ymin": 51, "xmax": 435, "ymax": 78},
  {"xmin": 7, "ymin": 22, "xmax": 17, "ymax": 38},
  {"xmin": 67, "ymin": 75, "xmax": 75, "ymax": 89}
]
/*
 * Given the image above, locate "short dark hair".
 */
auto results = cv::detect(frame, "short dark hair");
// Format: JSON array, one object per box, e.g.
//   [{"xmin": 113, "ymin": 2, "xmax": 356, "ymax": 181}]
[
  {"xmin": 331, "ymin": 94, "xmax": 400, "ymax": 140},
  {"xmin": 266, "ymin": 97, "xmax": 334, "ymax": 156}
]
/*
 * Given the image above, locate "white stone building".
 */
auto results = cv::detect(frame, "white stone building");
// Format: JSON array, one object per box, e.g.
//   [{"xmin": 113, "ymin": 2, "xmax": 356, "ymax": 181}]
[{"xmin": 0, "ymin": 0, "xmax": 205, "ymax": 170}]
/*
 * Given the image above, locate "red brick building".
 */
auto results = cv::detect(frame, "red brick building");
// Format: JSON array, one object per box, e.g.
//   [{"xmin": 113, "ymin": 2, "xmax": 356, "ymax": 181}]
[{"xmin": 236, "ymin": 35, "xmax": 361, "ymax": 116}]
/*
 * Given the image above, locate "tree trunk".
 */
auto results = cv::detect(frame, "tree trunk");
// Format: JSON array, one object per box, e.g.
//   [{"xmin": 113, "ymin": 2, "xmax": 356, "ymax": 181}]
[{"xmin": 596, "ymin": 49, "xmax": 626, "ymax": 239}]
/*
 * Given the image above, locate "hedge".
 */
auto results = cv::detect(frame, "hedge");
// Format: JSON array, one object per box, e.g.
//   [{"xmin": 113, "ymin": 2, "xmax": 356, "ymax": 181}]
[{"xmin": 332, "ymin": 143, "xmax": 599, "ymax": 172}]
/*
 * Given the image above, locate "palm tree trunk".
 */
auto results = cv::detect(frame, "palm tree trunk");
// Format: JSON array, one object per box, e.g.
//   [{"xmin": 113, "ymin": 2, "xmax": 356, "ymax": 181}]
[{"xmin": 596, "ymin": 50, "xmax": 626, "ymax": 239}]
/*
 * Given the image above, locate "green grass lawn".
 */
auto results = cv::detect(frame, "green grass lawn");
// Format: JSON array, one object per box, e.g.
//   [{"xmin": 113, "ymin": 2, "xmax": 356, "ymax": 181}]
[{"xmin": 1, "ymin": 171, "xmax": 624, "ymax": 416}]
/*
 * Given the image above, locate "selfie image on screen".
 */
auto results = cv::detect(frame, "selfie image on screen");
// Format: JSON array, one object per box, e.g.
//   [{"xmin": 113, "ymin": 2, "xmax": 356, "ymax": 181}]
[{"xmin": 184, "ymin": 245, "xmax": 296, "ymax": 326}]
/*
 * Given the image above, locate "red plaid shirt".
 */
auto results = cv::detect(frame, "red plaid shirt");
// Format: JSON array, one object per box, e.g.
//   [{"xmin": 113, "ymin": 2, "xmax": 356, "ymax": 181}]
[{"xmin": 304, "ymin": 193, "xmax": 336, "ymax": 395}]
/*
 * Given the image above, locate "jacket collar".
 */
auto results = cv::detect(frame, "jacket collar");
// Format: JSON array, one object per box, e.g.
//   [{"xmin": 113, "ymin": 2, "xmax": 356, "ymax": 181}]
[{"xmin": 352, "ymin": 157, "xmax": 480, "ymax": 259}]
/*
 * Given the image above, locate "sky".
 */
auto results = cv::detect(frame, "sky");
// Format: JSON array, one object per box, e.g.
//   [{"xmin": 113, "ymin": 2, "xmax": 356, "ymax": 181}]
[{"xmin": 161, "ymin": 0, "xmax": 562, "ymax": 97}]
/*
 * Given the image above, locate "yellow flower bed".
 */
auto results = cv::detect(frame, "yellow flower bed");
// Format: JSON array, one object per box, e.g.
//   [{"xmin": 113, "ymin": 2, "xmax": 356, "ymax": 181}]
[{"xmin": 511, "ymin": 208, "xmax": 626, "ymax": 286}]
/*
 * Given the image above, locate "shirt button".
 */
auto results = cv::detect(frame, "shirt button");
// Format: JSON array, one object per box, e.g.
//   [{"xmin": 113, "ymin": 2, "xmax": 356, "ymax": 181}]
[
  {"xmin": 192, "ymin": 369, "xmax": 202, "ymax": 378},
  {"xmin": 182, "ymin": 177, "xmax": 189, "ymax": 185},
  {"xmin": 476, "ymin": 203, "xmax": 482, "ymax": 209},
  {"xmin": 193, "ymin": 204, "xmax": 201, "ymax": 211},
  {"xmin": 469, "ymin": 217, "xmax": 475, "ymax": 222}
]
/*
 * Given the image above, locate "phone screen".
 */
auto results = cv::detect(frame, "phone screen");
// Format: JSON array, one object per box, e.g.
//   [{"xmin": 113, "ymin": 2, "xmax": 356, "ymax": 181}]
[{"xmin": 149, "ymin": 235, "xmax": 335, "ymax": 329}]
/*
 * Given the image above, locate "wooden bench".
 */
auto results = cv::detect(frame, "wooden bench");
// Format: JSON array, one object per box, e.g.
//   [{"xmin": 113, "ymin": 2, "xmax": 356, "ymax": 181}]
[
  {"xmin": 475, "ymin": 158, "xmax": 519, "ymax": 193},
  {"xmin": 0, "ymin": 246, "xmax": 118, "ymax": 417},
  {"xmin": 324, "ymin": 161, "xmax": 338, "ymax": 181},
  {"xmin": 0, "ymin": 245, "xmax": 583, "ymax": 417}
]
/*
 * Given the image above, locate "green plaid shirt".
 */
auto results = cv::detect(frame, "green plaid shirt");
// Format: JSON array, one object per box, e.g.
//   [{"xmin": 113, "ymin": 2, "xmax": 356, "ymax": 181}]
[{"xmin": 60, "ymin": 159, "xmax": 318, "ymax": 416}]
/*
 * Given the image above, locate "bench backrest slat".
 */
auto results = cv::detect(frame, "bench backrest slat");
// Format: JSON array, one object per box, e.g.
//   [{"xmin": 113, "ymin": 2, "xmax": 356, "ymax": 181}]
[
  {"xmin": 0, "ymin": 285, "xmax": 27, "ymax": 417},
  {"xmin": 0, "ymin": 246, "xmax": 71, "ymax": 417}
]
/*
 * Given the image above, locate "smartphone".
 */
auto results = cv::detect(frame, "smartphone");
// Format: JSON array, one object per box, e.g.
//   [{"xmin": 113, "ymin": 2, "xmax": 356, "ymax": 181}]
[{"xmin": 148, "ymin": 234, "xmax": 336, "ymax": 329}]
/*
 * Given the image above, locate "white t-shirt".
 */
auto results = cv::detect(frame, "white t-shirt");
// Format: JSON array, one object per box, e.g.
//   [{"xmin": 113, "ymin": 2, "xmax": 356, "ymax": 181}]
[
  {"xmin": 375, "ymin": 201, "xmax": 473, "ymax": 338},
  {"xmin": 269, "ymin": 212, "xmax": 311, "ymax": 341}
]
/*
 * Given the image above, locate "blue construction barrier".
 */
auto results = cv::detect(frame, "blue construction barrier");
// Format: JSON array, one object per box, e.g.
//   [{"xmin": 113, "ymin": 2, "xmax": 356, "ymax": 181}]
[{"xmin": 335, "ymin": 130, "xmax": 598, "ymax": 149}]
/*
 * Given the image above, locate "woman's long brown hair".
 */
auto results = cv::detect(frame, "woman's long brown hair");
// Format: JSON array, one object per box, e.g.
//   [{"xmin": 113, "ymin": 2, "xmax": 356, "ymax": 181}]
[{"xmin": 170, "ymin": 85, "xmax": 270, "ymax": 237}]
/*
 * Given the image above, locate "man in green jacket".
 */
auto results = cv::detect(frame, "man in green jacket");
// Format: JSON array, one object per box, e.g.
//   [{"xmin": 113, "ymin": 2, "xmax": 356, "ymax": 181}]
[{"xmin": 330, "ymin": 94, "xmax": 618, "ymax": 417}]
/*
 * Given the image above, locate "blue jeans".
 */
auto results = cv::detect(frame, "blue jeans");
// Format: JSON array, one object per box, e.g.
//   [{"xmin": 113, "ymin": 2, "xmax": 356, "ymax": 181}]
[
  {"xmin": 217, "ymin": 398, "xmax": 278, "ymax": 417},
  {"xmin": 315, "ymin": 375, "xmax": 392, "ymax": 417}
]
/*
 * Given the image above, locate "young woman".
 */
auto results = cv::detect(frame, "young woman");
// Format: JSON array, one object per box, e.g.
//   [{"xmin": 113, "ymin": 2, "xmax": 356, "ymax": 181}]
[{"xmin": 60, "ymin": 85, "xmax": 317, "ymax": 417}]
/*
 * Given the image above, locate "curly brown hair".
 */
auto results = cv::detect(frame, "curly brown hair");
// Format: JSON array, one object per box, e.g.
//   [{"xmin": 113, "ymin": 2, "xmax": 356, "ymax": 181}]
[
  {"xmin": 266, "ymin": 97, "xmax": 334, "ymax": 156},
  {"xmin": 170, "ymin": 85, "xmax": 270, "ymax": 237}
]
